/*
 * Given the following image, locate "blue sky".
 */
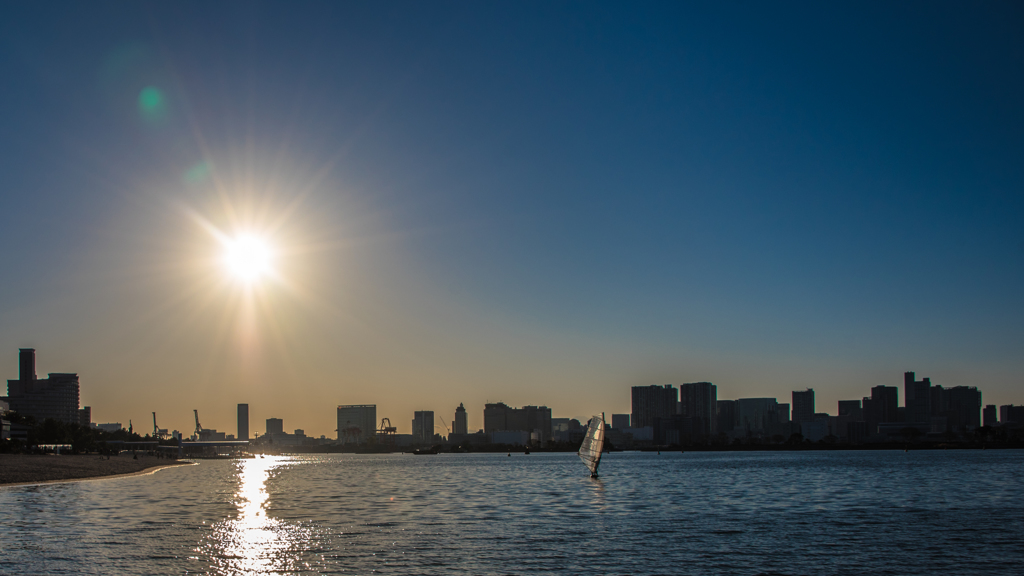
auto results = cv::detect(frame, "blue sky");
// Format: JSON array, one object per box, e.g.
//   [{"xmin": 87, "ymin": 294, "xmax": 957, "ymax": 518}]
[{"xmin": 1, "ymin": 2, "xmax": 1021, "ymax": 436}]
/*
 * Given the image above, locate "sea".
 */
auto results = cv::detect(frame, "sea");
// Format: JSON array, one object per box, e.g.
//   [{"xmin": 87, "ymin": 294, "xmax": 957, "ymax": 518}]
[{"xmin": 1, "ymin": 450, "xmax": 1022, "ymax": 575}]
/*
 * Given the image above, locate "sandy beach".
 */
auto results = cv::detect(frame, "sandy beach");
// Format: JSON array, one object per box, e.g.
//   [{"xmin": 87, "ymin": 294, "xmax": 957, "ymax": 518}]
[{"xmin": 0, "ymin": 454, "xmax": 191, "ymax": 486}]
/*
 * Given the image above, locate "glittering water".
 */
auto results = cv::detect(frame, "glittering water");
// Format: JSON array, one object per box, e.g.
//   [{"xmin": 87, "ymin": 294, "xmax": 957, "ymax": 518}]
[{"xmin": 1, "ymin": 450, "xmax": 1022, "ymax": 575}]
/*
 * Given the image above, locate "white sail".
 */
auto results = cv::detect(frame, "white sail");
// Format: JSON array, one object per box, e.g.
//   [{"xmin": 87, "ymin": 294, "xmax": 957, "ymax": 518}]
[{"xmin": 578, "ymin": 413, "xmax": 605, "ymax": 477}]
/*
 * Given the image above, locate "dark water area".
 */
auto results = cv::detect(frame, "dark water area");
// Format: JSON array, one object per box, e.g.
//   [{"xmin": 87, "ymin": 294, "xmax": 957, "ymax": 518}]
[{"xmin": 1, "ymin": 450, "xmax": 1022, "ymax": 575}]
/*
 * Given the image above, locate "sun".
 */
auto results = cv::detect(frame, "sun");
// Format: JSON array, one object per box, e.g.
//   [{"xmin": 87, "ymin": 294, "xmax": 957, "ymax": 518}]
[{"xmin": 222, "ymin": 234, "xmax": 273, "ymax": 283}]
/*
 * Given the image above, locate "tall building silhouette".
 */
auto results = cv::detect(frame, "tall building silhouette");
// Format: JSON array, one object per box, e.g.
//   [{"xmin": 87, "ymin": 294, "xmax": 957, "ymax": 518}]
[
  {"xmin": 19, "ymin": 348, "xmax": 36, "ymax": 381},
  {"xmin": 237, "ymin": 404, "xmax": 249, "ymax": 440},
  {"xmin": 631, "ymin": 385, "xmax": 677, "ymax": 429},
  {"xmin": 904, "ymin": 372, "xmax": 932, "ymax": 425},
  {"xmin": 266, "ymin": 418, "xmax": 283, "ymax": 435},
  {"xmin": 412, "ymin": 410, "xmax": 434, "ymax": 444},
  {"xmin": 983, "ymin": 405, "xmax": 997, "ymax": 427},
  {"xmin": 611, "ymin": 414, "xmax": 630, "ymax": 429},
  {"xmin": 454, "ymin": 403, "xmax": 467, "ymax": 435},
  {"xmin": 679, "ymin": 382, "xmax": 717, "ymax": 439},
  {"xmin": 336, "ymin": 405, "xmax": 376, "ymax": 443},
  {"xmin": 4, "ymin": 349, "xmax": 80, "ymax": 424},
  {"xmin": 483, "ymin": 403, "xmax": 552, "ymax": 443},
  {"xmin": 792, "ymin": 389, "xmax": 815, "ymax": 425}
]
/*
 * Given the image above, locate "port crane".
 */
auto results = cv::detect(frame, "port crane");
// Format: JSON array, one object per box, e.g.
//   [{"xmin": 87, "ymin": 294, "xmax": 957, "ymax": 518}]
[
  {"xmin": 377, "ymin": 417, "xmax": 397, "ymax": 445},
  {"xmin": 193, "ymin": 409, "xmax": 203, "ymax": 439},
  {"xmin": 152, "ymin": 412, "xmax": 168, "ymax": 439}
]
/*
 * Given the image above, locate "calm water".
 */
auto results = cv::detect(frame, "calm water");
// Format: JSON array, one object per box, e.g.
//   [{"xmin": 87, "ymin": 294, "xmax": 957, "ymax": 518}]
[{"xmin": 1, "ymin": 450, "xmax": 1022, "ymax": 575}]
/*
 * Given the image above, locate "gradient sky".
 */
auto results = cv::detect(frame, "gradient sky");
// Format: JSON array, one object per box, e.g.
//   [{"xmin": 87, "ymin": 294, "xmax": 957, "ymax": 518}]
[{"xmin": 1, "ymin": 2, "xmax": 1022, "ymax": 438}]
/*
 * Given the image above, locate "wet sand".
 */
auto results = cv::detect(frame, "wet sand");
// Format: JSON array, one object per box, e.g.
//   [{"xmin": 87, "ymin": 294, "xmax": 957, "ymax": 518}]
[{"xmin": 0, "ymin": 454, "xmax": 191, "ymax": 486}]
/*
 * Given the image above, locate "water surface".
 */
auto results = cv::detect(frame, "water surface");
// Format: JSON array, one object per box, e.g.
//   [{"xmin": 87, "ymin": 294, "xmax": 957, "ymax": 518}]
[{"xmin": 1, "ymin": 450, "xmax": 1022, "ymax": 575}]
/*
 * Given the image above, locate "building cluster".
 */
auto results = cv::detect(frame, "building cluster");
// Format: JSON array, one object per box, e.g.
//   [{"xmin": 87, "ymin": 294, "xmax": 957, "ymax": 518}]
[
  {"xmin": 615, "ymin": 372, "xmax": 1019, "ymax": 446},
  {"xmin": 4, "ymin": 348, "xmax": 1024, "ymax": 448}
]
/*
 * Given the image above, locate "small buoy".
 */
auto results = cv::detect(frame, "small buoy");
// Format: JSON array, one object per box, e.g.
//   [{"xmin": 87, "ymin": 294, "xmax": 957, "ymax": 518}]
[
  {"xmin": 507, "ymin": 452, "xmax": 511, "ymax": 457},
  {"xmin": 657, "ymin": 451, "xmax": 661, "ymax": 455}
]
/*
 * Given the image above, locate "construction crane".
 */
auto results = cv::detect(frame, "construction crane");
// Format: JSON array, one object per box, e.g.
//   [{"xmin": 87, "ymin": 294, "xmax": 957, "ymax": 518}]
[
  {"xmin": 193, "ymin": 409, "xmax": 203, "ymax": 439},
  {"xmin": 436, "ymin": 416, "xmax": 451, "ymax": 435}
]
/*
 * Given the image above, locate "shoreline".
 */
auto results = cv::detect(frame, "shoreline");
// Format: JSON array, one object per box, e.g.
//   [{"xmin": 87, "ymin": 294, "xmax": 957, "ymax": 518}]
[{"xmin": 0, "ymin": 454, "xmax": 194, "ymax": 488}]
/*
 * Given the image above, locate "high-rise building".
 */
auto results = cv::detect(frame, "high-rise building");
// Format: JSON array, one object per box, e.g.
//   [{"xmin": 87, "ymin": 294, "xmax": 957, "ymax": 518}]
[
  {"xmin": 611, "ymin": 414, "xmax": 630, "ymax": 429},
  {"xmin": 933, "ymin": 385, "xmax": 978, "ymax": 430},
  {"xmin": 266, "ymin": 418, "xmax": 284, "ymax": 435},
  {"xmin": 734, "ymin": 398, "xmax": 784, "ymax": 436},
  {"xmin": 237, "ymin": 404, "xmax": 249, "ymax": 440},
  {"xmin": 870, "ymin": 386, "xmax": 899, "ymax": 424},
  {"xmin": 716, "ymin": 400, "xmax": 736, "ymax": 434},
  {"xmin": 838, "ymin": 400, "xmax": 863, "ymax": 420},
  {"xmin": 631, "ymin": 385, "xmax": 677, "ymax": 429},
  {"xmin": 5, "ymin": 349, "xmax": 80, "ymax": 425},
  {"xmin": 792, "ymin": 389, "xmax": 815, "ymax": 425},
  {"xmin": 412, "ymin": 410, "xmax": 435, "ymax": 444},
  {"xmin": 336, "ymin": 405, "xmax": 377, "ymax": 444},
  {"xmin": 904, "ymin": 372, "xmax": 932, "ymax": 424},
  {"xmin": 483, "ymin": 403, "xmax": 552, "ymax": 444},
  {"xmin": 79, "ymin": 406, "xmax": 91, "ymax": 427},
  {"xmin": 679, "ymin": 382, "xmax": 717, "ymax": 439},
  {"xmin": 1000, "ymin": 405, "xmax": 1024, "ymax": 425},
  {"xmin": 454, "ymin": 403, "xmax": 468, "ymax": 435},
  {"xmin": 983, "ymin": 405, "xmax": 997, "ymax": 427},
  {"xmin": 19, "ymin": 348, "xmax": 36, "ymax": 381}
]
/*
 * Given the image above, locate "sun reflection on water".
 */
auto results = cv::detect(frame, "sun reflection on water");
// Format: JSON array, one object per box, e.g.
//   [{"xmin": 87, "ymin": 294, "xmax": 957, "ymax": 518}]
[{"xmin": 201, "ymin": 456, "xmax": 326, "ymax": 575}]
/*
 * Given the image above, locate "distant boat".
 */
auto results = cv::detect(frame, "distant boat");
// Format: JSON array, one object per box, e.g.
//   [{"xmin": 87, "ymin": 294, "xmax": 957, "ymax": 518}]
[
  {"xmin": 578, "ymin": 413, "xmax": 606, "ymax": 478},
  {"xmin": 413, "ymin": 446, "xmax": 439, "ymax": 455}
]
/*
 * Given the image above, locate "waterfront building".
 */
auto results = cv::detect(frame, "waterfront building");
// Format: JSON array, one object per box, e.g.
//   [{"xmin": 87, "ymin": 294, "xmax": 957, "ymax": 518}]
[
  {"xmin": 336, "ymin": 404, "xmax": 377, "ymax": 443},
  {"xmin": 983, "ymin": 405, "xmax": 997, "ymax": 427},
  {"xmin": 1000, "ymin": 405, "xmax": 1024, "ymax": 425},
  {"xmin": 483, "ymin": 402, "xmax": 552, "ymax": 444},
  {"xmin": 631, "ymin": 385, "xmax": 677, "ymax": 429},
  {"xmin": 611, "ymin": 414, "xmax": 630, "ymax": 429},
  {"xmin": 97, "ymin": 423, "xmax": 121, "ymax": 433},
  {"xmin": 838, "ymin": 400, "xmax": 863, "ymax": 420},
  {"xmin": 871, "ymin": 385, "xmax": 899, "ymax": 423},
  {"xmin": 454, "ymin": 403, "xmax": 468, "ymax": 435},
  {"xmin": 5, "ymin": 349, "xmax": 80, "ymax": 424},
  {"xmin": 78, "ymin": 406, "xmax": 91, "ymax": 428},
  {"xmin": 412, "ymin": 410, "xmax": 434, "ymax": 444},
  {"xmin": 237, "ymin": 404, "xmax": 249, "ymax": 441},
  {"xmin": 734, "ymin": 398, "xmax": 786, "ymax": 438},
  {"xmin": 930, "ymin": 386, "xmax": 981, "ymax": 432},
  {"xmin": 904, "ymin": 372, "xmax": 932, "ymax": 425},
  {"xmin": 792, "ymin": 389, "xmax": 815, "ymax": 425},
  {"xmin": 716, "ymin": 400, "xmax": 736, "ymax": 435},
  {"xmin": 679, "ymin": 382, "xmax": 717, "ymax": 440},
  {"xmin": 266, "ymin": 418, "xmax": 284, "ymax": 435}
]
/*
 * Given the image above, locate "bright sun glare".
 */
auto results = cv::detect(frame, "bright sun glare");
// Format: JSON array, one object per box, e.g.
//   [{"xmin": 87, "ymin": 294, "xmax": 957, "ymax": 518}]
[{"xmin": 223, "ymin": 235, "xmax": 273, "ymax": 283}]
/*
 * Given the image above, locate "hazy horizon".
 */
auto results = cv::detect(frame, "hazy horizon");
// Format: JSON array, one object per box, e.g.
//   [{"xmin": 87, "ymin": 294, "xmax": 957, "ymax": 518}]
[{"xmin": 2, "ymin": 1, "xmax": 1022, "ymax": 438}]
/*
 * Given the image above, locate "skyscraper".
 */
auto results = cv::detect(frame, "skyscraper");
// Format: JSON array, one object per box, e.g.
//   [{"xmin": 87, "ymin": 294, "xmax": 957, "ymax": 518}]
[
  {"xmin": 5, "ymin": 349, "xmax": 80, "ymax": 424},
  {"xmin": 679, "ymin": 382, "xmax": 717, "ymax": 439},
  {"xmin": 611, "ymin": 414, "xmax": 630, "ymax": 429},
  {"xmin": 412, "ymin": 410, "xmax": 435, "ymax": 444},
  {"xmin": 792, "ymin": 389, "xmax": 815, "ymax": 425},
  {"xmin": 336, "ymin": 405, "xmax": 377, "ymax": 443},
  {"xmin": 454, "ymin": 403, "xmax": 468, "ymax": 435},
  {"xmin": 237, "ymin": 404, "xmax": 249, "ymax": 440},
  {"xmin": 483, "ymin": 403, "xmax": 552, "ymax": 443},
  {"xmin": 904, "ymin": 371, "xmax": 932, "ymax": 424},
  {"xmin": 631, "ymin": 385, "xmax": 677, "ymax": 429},
  {"xmin": 266, "ymin": 418, "xmax": 284, "ymax": 435},
  {"xmin": 869, "ymin": 385, "xmax": 899, "ymax": 425},
  {"xmin": 983, "ymin": 405, "xmax": 997, "ymax": 427}
]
